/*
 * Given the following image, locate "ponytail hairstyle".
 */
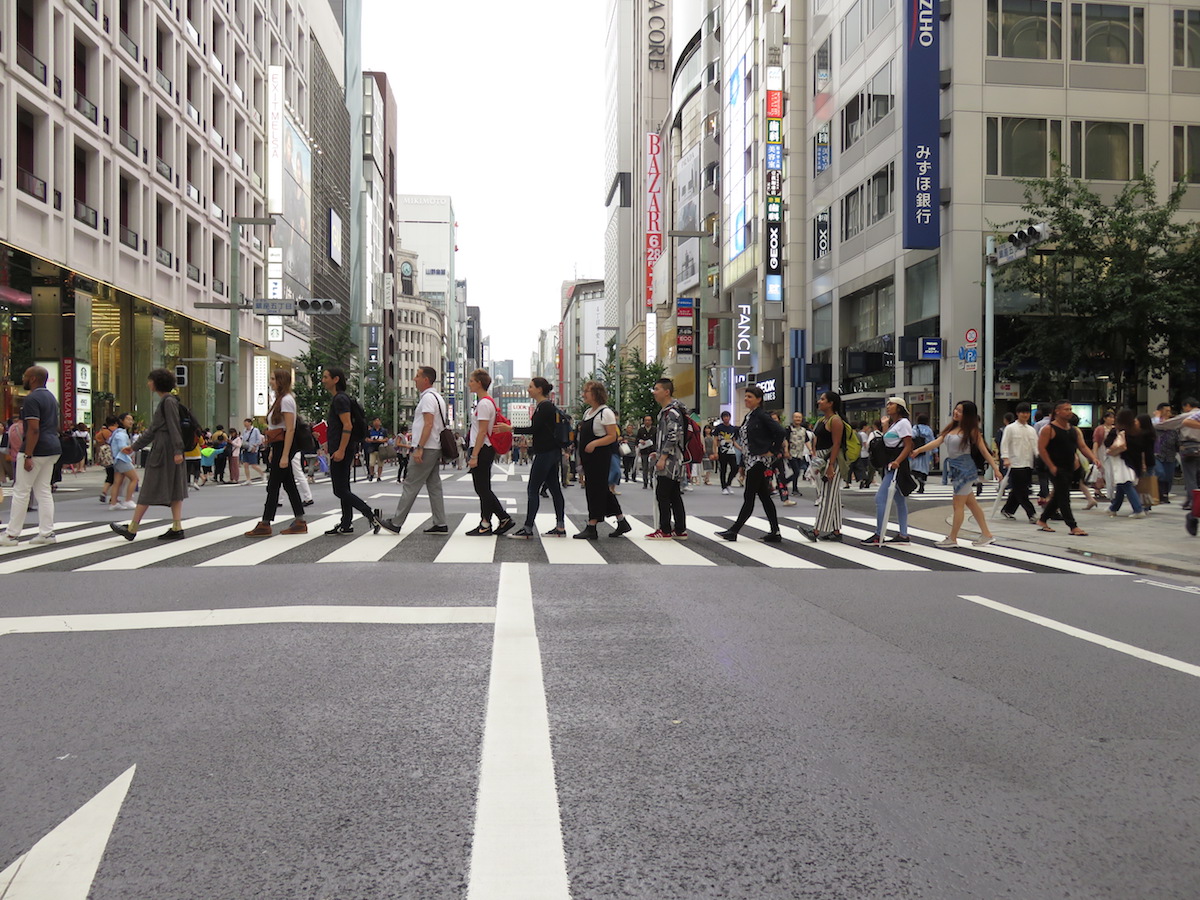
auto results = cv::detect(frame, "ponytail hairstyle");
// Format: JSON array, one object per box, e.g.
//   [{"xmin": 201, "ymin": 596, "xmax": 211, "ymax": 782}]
[
  {"xmin": 530, "ymin": 376, "xmax": 553, "ymax": 399},
  {"xmin": 819, "ymin": 391, "xmax": 843, "ymax": 417}
]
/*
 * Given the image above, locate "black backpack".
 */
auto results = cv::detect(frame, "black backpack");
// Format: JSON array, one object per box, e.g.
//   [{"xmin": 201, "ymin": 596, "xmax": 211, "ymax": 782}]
[
  {"xmin": 348, "ymin": 397, "xmax": 369, "ymax": 444},
  {"xmin": 554, "ymin": 407, "xmax": 573, "ymax": 448},
  {"xmin": 294, "ymin": 417, "xmax": 317, "ymax": 453},
  {"xmin": 176, "ymin": 400, "xmax": 200, "ymax": 452}
]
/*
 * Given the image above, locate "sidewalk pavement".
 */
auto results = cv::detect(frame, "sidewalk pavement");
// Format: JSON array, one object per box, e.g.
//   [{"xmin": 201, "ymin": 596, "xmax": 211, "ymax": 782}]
[{"xmin": 909, "ymin": 495, "xmax": 1200, "ymax": 581}]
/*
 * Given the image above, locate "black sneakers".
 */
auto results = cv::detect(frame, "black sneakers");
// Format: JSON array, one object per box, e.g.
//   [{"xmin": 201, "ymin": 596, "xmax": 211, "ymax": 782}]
[
  {"xmin": 325, "ymin": 523, "xmax": 354, "ymax": 535},
  {"xmin": 423, "ymin": 524, "xmax": 449, "ymax": 534},
  {"xmin": 716, "ymin": 529, "xmax": 737, "ymax": 541}
]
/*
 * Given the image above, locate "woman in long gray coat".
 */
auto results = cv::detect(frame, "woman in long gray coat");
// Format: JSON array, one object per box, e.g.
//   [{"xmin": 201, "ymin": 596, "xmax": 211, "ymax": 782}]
[{"xmin": 111, "ymin": 368, "xmax": 189, "ymax": 541}]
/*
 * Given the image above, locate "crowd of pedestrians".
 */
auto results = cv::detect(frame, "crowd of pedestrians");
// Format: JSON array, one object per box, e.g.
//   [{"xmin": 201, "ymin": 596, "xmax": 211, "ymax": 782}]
[{"xmin": 2, "ymin": 358, "xmax": 1198, "ymax": 551}]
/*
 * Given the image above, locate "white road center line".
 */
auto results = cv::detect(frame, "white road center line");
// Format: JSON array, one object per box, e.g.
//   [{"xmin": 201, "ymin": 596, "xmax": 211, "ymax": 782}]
[
  {"xmin": 468, "ymin": 563, "xmax": 570, "ymax": 900},
  {"xmin": 958, "ymin": 594, "xmax": 1200, "ymax": 679},
  {"xmin": 0, "ymin": 606, "xmax": 496, "ymax": 635}
]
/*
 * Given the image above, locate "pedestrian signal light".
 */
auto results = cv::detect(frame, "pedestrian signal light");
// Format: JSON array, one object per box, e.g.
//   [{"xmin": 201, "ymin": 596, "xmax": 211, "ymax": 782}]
[
  {"xmin": 175, "ymin": 364, "xmax": 188, "ymax": 387},
  {"xmin": 297, "ymin": 298, "xmax": 341, "ymax": 314},
  {"xmin": 1007, "ymin": 222, "xmax": 1051, "ymax": 247},
  {"xmin": 215, "ymin": 360, "xmax": 226, "ymax": 384}
]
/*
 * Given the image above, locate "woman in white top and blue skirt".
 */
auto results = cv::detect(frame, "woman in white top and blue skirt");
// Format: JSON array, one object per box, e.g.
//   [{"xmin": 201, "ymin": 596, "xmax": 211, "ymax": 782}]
[
  {"xmin": 912, "ymin": 400, "xmax": 1001, "ymax": 548},
  {"xmin": 862, "ymin": 397, "xmax": 915, "ymax": 545}
]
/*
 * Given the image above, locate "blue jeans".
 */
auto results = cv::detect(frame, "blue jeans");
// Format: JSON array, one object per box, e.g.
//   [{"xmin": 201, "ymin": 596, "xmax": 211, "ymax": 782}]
[
  {"xmin": 1156, "ymin": 458, "xmax": 1177, "ymax": 498},
  {"xmin": 1108, "ymin": 481, "xmax": 1144, "ymax": 515},
  {"xmin": 875, "ymin": 469, "xmax": 908, "ymax": 537},
  {"xmin": 525, "ymin": 450, "xmax": 565, "ymax": 528}
]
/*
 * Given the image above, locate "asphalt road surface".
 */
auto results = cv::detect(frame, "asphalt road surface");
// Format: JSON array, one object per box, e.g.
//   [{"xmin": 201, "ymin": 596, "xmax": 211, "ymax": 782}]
[{"xmin": 2, "ymin": 464, "xmax": 1197, "ymax": 898}]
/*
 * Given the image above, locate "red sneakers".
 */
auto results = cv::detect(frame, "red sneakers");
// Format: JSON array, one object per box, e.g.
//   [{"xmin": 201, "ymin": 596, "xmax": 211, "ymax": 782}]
[{"xmin": 644, "ymin": 530, "xmax": 674, "ymax": 540}]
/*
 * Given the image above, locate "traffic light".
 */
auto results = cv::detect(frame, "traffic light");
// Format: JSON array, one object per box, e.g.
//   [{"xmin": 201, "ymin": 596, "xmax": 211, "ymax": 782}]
[
  {"xmin": 297, "ymin": 298, "xmax": 341, "ymax": 314},
  {"xmin": 215, "ymin": 360, "xmax": 226, "ymax": 384},
  {"xmin": 1007, "ymin": 222, "xmax": 1051, "ymax": 248},
  {"xmin": 175, "ymin": 364, "xmax": 188, "ymax": 387}
]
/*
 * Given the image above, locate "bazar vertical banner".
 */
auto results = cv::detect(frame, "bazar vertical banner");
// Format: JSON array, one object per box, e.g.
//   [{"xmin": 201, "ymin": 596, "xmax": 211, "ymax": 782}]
[
  {"xmin": 646, "ymin": 133, "xmax": 663, "ymax": 308},
  {"xmin": 903, "ymin": 0, "xmax": 940, "ymax": 249}
]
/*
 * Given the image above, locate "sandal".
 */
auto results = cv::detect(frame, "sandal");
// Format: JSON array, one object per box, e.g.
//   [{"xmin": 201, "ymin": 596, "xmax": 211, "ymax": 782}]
[
  {"xmin": 1069, "ymin": 528, "xmax": 1089, "ymax": 536},
  {"xmin": 1036, "ymin": 523, "xmax": 1056, "ymax": 532}
]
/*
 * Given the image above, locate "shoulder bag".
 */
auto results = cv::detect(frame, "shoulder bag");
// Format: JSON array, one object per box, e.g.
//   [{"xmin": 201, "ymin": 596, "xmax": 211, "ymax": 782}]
[{"xmin": 436, "ymin": 395, "xmax": 459, "ymax": 461}]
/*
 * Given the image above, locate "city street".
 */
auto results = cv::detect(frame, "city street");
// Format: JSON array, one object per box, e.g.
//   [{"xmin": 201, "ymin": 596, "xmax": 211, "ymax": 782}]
[{"xmin": 1, "ymin": 465, "xmax": 1198, "ymax": 898}]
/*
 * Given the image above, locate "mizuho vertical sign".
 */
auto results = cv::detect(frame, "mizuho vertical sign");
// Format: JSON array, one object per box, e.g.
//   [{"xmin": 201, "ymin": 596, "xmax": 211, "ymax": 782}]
[{"xmin": 903, "ymin": 0, "xmax": 939, "ymax": 249}]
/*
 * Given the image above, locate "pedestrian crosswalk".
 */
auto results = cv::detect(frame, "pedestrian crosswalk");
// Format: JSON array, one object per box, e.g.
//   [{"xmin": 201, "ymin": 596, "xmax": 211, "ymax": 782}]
[{"xmin": 0, "ymin": 513, "xmax": 1127, "ymax": 575}]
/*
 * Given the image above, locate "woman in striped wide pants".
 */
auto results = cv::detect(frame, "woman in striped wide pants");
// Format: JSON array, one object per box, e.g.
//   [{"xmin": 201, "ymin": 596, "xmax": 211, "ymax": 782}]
[{"xmin": 799, "ymin": 391, "xmax": 846, "ymax": 543}]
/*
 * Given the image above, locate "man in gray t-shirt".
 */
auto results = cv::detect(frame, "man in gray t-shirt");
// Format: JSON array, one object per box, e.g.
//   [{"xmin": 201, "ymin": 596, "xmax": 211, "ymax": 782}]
[{"xmin": 1, "ymin": 366, "xmax": 63, "ymax": 545}]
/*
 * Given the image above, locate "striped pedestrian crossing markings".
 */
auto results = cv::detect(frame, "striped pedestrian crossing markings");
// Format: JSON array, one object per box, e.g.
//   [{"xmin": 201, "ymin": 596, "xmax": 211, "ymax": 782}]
[
  {"xmin": 903, "ymin": 482, "xmax": 1002, "ymax": 501},
  {"xmin": 0, "ymin": 514, "xmax": 1128, "ymax": 575}
]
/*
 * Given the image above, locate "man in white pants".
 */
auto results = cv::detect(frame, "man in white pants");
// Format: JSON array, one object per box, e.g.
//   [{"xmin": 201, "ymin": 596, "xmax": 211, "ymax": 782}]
[{"xmin": 0, "ymin": 366, "xmax": 62, "ymax": 546}]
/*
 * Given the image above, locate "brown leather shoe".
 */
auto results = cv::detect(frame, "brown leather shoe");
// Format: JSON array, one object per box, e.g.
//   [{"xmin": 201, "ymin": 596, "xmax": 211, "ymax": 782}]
[
  {"xmin": 280, "ymin": 520, "xmax": 307, "ymax": 535},
  {"xmin": 245, "ymin": 522, "xmax": 273, "ymax": 537}
]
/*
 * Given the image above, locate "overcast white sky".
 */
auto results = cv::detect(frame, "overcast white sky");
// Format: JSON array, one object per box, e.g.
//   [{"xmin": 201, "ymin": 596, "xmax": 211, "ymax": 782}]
[{"xmin": 361, "ymin": 0, "xmax": 607, "ymax": 374}]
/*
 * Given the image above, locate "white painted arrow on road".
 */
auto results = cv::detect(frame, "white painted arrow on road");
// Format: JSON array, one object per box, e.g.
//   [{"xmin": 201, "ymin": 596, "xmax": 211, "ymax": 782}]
[{"xmin": 0, "ymin": 765, "xmax": 135, "ymax": 898}]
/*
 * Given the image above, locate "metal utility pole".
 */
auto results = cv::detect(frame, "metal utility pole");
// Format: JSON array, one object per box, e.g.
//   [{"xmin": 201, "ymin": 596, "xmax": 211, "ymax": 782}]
[{"xmin": 228, "ymin": 216, "xmax": 275, "ymax": 421}]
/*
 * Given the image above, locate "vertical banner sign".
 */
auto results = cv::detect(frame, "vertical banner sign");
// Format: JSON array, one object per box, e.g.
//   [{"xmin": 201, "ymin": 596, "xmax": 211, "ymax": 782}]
[
  {"xmin": 765, "ymin": 66, "xmax": 785, "ymax": 307},
  {"xmin": 62, "ymin": 357, "xmax": 76, "ymax": 425},
  {"xmin": 676, "ymin": 297, "xmax": 694, "ymax": 362},
  {"xmin": 903, "ymin": 1, "xmax": 940, "ymax": 249},
  {"xmin": 813, "ymin": 208, "xmax": 831, "ymax": 259},
  {"xmin": 267, "ymin": 66, "xmax": 284, "ymax": 216},
  {"xmin": 645, "ymin": 134, "xmax": 663, "ymax": 309}
]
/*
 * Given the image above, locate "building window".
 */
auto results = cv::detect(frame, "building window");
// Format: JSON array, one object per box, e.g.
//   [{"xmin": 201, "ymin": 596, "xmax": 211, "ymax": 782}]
[
  {"xmin": 841, "ymin": 91, "xmax": 865, "ymax": 150},
  {"xmin": 813, "ymin": 34, "xmax": 831, "ymax": 95},
  {"xmin": 866, "ymin": 163, "xmax": 895, "ymax": 225},
  {"xmin": 1070, "ymin": 3, "xmax": 1144, "ymax": 65},
  {"xmin": 842, "ymin": 0, "xmax": 864, "ymax": 56},
  {"xmin": 1173, "ymin": 125, "xmax": 1200, "ymax": 183},
  {"xmin": 868, "ymin": 0, "xmax": 894, "ymax": 31},
  {"xmin": 1174, "ymin": 9, "xmax": 1200, "ymax": 68},
  {"xmin": 905, "ymin": 257, "xmax": 940, "ymax": 324},
  {"xmin": 842, "ymin": 185, "xmax": 864, "ymax": 240},
  {"xmin": 986, "ymin": 116, "xmax": 1063, "ymax": 176},
  {"xmin": 868, "ymin": 62, "xmax": 892, "ymax": 127},
  {"xmin": 1069, "ymin": 120, "xmax": 1143, "ymax": 180},
  {"xmin": 986, "ymin": 0, "xmax": 1064, "ymax": 59}
]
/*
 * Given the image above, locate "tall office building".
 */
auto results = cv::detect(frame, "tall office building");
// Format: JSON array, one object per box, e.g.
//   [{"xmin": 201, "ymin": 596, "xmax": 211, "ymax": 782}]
[
  {"xmin": 362, "ymin": 70, "xmax": 397, "ymax": 393},
  {"xmin": 604, "ymin": 0, "xmax": 671, "ymax": 363},
  {"xmin": 397, "ymin": 194, "xmax": 458, "ymax": 415},
  {"xmin": 804, "ymin": 0, "xmax": 1200, "ymax": 427},
  {"xmin": 0, "ymin": 0, "xmax": 330, "ymax": 428}
]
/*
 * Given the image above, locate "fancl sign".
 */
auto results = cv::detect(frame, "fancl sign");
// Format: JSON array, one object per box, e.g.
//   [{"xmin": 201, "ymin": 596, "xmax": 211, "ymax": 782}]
[
  {"xmin": 903, "ymin": 0, "xmax": 940, "ymax": 249},
  {"xmin": 735, "ymin": 303, "xmax": 756, "ymax": 368}
]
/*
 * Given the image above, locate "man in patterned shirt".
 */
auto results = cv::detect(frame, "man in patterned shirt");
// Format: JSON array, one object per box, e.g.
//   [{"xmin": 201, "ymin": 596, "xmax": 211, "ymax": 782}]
[{"xmin": 646, "ymin": 378, "xmax": 689, "ymax": 540}]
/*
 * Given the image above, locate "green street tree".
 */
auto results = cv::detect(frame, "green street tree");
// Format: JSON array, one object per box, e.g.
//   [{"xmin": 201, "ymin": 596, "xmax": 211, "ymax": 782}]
[
  {"xmin": 294, "ymin": 324, "xmax": 357, "ymax": 425},
  {"xmin": 996, "ymin": 165, "xmax": 1200, "ymax": 405},
  {"xmin": 619, "ymin": 348, "xmax": 667, "ymax": 426}
]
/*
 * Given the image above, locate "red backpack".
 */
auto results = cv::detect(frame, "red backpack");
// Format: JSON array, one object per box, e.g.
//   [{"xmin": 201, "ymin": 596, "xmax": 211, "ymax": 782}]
[
  {"xmin": 481, "ymin": 396, "xmax": 513, "ymax": 455},
  {"xmin": 672, "ymin": 402, "xmax": 705, "ymax": 464}
]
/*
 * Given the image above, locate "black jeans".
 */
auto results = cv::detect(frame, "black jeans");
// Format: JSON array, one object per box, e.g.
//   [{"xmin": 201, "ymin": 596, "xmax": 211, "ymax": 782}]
[
  {"xmin": 470, "ymin": 444, "xmax": 508, "ymax": 525},
  {"xmin": 656, "ymin": 476, "xmax": 686, "ymax": 534},
  {"xmin": 622, "ymin": 451, "xmax": 636, "ymax": 481},
  {"xmin": 582, "ymin": 449, "xmax": 622, "ymax": 522},
  {"xmin": 263, "ymin": 443, "xmax": 305, "ymax": 522},
  {"xmin": 330, "ymin": 455, "xmax": 375, "ymax": 527},
  {"xmin": 214, "ymin": 453, "xmax": 228, "ymax": 481},
  {"xmin": 731, "ymin": 462, "xmax": 779, "ymax": 534},
  {"xmin": 718, "ymin": 453, "xmax": 739, "ymax": 489},
  {"xmin": 525, "ymin": 450, "xmax": 565, "ymax": 528},
  {"xmin": 640, "ymin": 452, "xmax": 654, "ymax": 486},
  {"xmin": 1040, "ymin": 468, "xmax": 1077, "ymax": 529},
  {"xmin": 1002, "ymin": 467, "xmax": 1036, "ymax": 518},
  {"xmin": 788, "ymin": 458, "xmax": 805, "ymax": 492}
]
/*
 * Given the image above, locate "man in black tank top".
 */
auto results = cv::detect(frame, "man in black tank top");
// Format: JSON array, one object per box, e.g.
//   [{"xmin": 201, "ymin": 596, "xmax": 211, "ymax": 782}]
[{"xmin": 1036, "ymin": 400, "xmax": 1100, "ymax": 536}]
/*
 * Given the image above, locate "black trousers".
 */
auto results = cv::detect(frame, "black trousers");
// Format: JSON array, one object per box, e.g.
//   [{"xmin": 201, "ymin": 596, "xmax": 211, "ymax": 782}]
[
  {"xmin": 330, "ymin": 455, "xmax": 375, "ymax": 527},
  {"xmin": 214, "ymin": 453, "xmax": 228, "ymax": 481},
  {"xmin": 470, "ymin": 444, "xmax": 508, "ymax": 524},
  {"xmin": 731, "ymin": 462, "xmax": 780, "ymax": 534},
  {"xmin": 396, "ymin": 455, "xmax": 409, "ymax": 480},
  {"xmin": 656, "ymin": 476, "xmax": 686, "ymax": 534},
  {"xmin": 1040, "ymin": 468, "xmax": 1077, "ymax": 529},
  {"xmin": 640, "ymin": 452, "xmax": 654, "ymax": 486},
  {"xmin": 263, "ymin": 443, "xmax": 305, "ymax": 522},
  {"xmin": 718, "ymin": 453, "xmax": 739, "ymax": 489},
  {"xmin": 582, "ymin": 449, "xmax": 623, "ymax": 522},
  {"xmin": 1002, "ymin": 466, "xmax": 1036, "ymax": 518},
  {"xmin": 622, "ymin": 451, "xmax": 636, "ymax": 481}
]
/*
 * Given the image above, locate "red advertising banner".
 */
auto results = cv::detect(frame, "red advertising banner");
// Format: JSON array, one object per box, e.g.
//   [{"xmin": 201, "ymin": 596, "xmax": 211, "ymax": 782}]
[
  {"xmin": 62, "ymin": 357, "xmax": 76, "ymax": 425},
  {"xmin": 645, "ymin": 133, "xmax": 663, "ymax": 308},
  {"xmin": 766, "ymin": 90, "xmax": 783, "ymax": 119}
]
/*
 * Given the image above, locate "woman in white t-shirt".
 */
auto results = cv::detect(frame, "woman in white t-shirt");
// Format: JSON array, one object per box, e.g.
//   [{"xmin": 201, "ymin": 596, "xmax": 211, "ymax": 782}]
[
  {"xmin": 245, "ymin": 369, "xmax": 308, "ymax": 537},
  {"xmin": 464, "ymin": 369, "xmax": 515, "ymax": 536},
  {"xmin": 863, "ymin": 397, "xmax": 915, "ymax": 545},
  {"xmin": 574, "ymin": 380, "xmax": 631, "ymax": 539}
]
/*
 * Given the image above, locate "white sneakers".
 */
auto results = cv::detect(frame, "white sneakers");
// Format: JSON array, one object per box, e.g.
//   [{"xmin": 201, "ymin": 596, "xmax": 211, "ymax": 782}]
[
  {"xmin": 30, "ymin": 534, "xmax": 56, "ymax": 545},
  {"xmin": 0, "ymin": 533, "xmax": 19, "ymax": 547}
]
